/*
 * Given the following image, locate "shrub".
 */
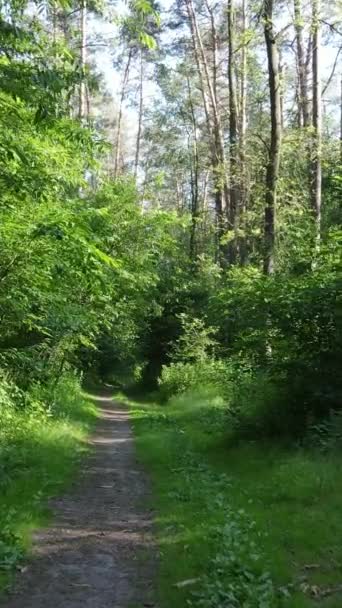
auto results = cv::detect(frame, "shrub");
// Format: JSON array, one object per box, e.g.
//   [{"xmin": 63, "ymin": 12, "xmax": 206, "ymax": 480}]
[
  {"xmin": 158, "ymin": 359, "xmax": 232, "ymax": 402},
  {"xmin": 158, "ymin": 314, "xmax": 230, "ymax": 402},
  {"xmin": 226, "ymin": 367, "xmax": 294, "ymax": 438},
  {"xmin": 210, "ymin": 249, "xmax": 342, "ymax": 437}
]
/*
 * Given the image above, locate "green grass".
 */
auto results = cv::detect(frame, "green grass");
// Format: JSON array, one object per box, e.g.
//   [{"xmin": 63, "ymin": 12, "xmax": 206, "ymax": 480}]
[
  {"xmin": 126, "ymin": 388, "xmax": 342, "ymax": 608},
  {"xmin": 0, "ymin": 376, "xmax": 98, "ymax": 592}
]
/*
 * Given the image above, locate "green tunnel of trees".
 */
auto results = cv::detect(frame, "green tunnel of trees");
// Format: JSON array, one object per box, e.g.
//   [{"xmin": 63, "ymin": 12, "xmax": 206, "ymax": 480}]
[
  {"xmin": 0, "ymin": 0, "xmax": 341, "ymax": 512},
  {"xmin": 0, "ymin": 0, "xmax": 341, "ymax": 596}
]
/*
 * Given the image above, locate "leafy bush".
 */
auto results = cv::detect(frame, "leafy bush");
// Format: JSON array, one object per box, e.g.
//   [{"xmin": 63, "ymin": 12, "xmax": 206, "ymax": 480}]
[
  {"xmin": 158, "ymin": 314, "xmax": 232, "ymax": 401},
  {"xmin": 159, "ymin": 359, "xmax": 231, "ymax": 402},
  {"xmin": 226, "ymin": 367, "xmax": 293, "ymax": 439},
  {"xmin": 209, "ymin": 244, "xmax": 342, "ymax": 437}
]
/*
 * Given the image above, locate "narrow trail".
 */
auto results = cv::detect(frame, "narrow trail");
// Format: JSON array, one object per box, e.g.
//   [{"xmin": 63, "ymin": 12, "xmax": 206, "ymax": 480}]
[{"xmin": 3, "ymin": 392, "xmax": 156, "ymax": 608}]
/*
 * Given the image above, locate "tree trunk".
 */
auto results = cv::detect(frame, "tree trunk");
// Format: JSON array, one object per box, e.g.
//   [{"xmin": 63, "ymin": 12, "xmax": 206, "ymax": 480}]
[
  {"xmin": 134, "ymin": 50, "xmax": 144, "ymax": 179},
  {"xmin": 294, "ymin": 0, "xmax": 310, "ymax": 127},
  {"xmin": 240, "ymin": 0, "xmax": 247, "ymax": 148},
  {"xmin": 114, "ymin": 49, "xmax": 132, "ymax": 178},
  {"xmin": 189, "ymin": 152, "xmax": 199, "ymax": 260},
  {"xmin": 279, "ymin": 50, "xmax": 285, "ymax": 131},
  {"xmin": 239, "ymin": 0, "xmax": 248, "ymax": 264},
  {"xmin": 227, "ymin": 0, "xmax": 239, "ymax": 263},
  {"xmin": 311, "ymin": 0, "xmax": 322, "ymax": 241},
  {"xmin": 79, "ymin": 0, "xmax": 87, "ymax": 120},
  {"xmin": 187, "ymin": 77, "xmax": 199, "ymax": 261},
  {"xmin": 202, "ymin": 169, "xmax": 210, "ymax": 212},
  {"xmin": 263, "ymin": 0, "xmax": 282, "ymax": 275}
]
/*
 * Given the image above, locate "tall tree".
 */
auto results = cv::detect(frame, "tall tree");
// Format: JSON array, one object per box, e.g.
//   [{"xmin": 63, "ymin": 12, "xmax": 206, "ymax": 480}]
[
  {"xmin": 185, "ymin": 0, "xmax": 229, "ymax": 263},
  {"xmin": 186, "ymin": 75, "xmax": 200, "ymax": 260},
  {"xmin": 311, "ymin": 0, "xmax": 322, "ymax": 240},
  {"xmin": 263, "ymin": 0, "xmax": 282, "ymax": 274},
  {"xmin": 239, "ymin": 0, "xmax": 248, "ymax": 264},
  {"xmin": 79, "ymin": 0, "xmax": 87, "ymax": 120},
  {"xmin": 134, "ymin": 49, "xmax": 144, "ymax": 178},
  {"xmin": 294, "ymin": 0, "xmax": 310, "ymax": 127},
  {"xmin": 227, "ymin": 0, "xmax": 239, "ymax": 263},
  {"xmin": 114, "ymin": 48, "xmax": 133, "ymax": 178}
]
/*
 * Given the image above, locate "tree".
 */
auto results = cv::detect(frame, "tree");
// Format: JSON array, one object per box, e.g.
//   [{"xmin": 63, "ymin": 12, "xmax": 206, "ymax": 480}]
[
  {"xmin": 78, "ymin": 0, "xmax": 87, "ymax": 119},
  {"xmin": 263, "ymin": 0, "xmax": 282, "ymax": 274},
  {"xmin": 311, "ymin": 0, "xmax": 322, "ymax": 241},
  {"xmin": 134, "ymin": 48, "xmax": 144, "ymax": 177},
  {"xmin": 114, "ymin": 48, "xmax": 133, "ymax": 177},
  {"xmin": 294, "ymin": 0, "xmax": 310, "ymax": 127},
  {"xmin": 113, "ymin": 0, "xmax": 160, "ymax": 177},
  {"xmin": 227, "ymin": 0, "xmax": 239, "ymax": 263}
]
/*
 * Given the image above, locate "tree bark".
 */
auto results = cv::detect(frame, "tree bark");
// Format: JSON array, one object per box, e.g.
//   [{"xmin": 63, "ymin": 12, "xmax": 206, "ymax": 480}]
[{"xmin": 263, "ymin": 0, "xmax": 282, "ymax": 275}]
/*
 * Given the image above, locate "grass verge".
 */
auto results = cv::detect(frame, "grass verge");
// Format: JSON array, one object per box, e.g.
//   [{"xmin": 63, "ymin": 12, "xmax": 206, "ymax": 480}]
[
  {"xmin": 0, "ymin": 375, "xmax": 98, "ymax": 592},
  {"xmin": 126, "ymin": 388, "xmax": 342, "ymax": 608}
]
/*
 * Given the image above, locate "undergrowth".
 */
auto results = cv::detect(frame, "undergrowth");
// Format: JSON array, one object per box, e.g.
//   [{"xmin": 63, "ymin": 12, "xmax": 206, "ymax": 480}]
[{"xmin": 128, "ymin": 389, "xmax": 342, "ymax": 608}]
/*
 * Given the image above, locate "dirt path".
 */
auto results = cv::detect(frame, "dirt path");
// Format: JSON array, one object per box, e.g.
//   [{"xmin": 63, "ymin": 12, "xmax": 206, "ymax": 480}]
[{"xmin": 3, "ymin": 392, "xmax": 156, "ymax": 608}]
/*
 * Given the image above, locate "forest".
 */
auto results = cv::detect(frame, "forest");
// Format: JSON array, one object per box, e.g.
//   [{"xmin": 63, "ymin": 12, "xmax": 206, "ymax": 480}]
[{"xmin": 0, "ymin": 0, "xmax": 341, "ymax": 605}]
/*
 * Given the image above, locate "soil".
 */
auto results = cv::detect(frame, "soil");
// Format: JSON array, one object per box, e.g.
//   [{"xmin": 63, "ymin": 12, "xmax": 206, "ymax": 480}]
[{"xmin": 3, "ymin": 391, "xmax": 156, "ymax": 608}]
